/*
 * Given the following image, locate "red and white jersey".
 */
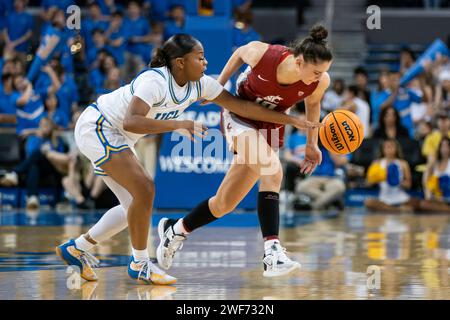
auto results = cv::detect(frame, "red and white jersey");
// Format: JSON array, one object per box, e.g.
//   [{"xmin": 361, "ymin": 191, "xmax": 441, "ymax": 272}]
[{"xmin": 226, "ymin": 44, "xmax": 320, "ymax": 147}]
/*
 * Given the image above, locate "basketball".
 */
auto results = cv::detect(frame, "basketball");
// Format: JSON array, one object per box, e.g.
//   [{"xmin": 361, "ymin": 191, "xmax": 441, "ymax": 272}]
[{"xmin": 319, "ymin": 110, "xmax": 364, "ymax": 155}]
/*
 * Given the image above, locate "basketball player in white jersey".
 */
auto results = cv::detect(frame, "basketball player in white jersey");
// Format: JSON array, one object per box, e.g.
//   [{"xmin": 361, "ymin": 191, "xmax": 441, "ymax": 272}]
[{"xmin": 56, "ymin": 34, "xmax": 322, "ymax": 285}]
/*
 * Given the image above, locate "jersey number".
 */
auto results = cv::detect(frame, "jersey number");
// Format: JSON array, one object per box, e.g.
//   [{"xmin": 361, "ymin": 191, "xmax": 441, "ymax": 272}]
[{"xmin": 255, "ymin": 97, "xmax": 277, "ymax": 110}]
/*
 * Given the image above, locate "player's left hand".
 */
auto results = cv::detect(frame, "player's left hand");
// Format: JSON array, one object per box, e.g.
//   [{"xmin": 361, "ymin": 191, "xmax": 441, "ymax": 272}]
[{"xmin": 300, "ymin": 144, "xmax": 322, "ymax": 175}]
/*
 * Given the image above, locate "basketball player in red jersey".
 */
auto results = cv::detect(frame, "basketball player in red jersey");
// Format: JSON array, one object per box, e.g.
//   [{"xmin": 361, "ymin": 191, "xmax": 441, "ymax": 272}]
[{"xmin": 157, "ymin": 25, "xmax": 333, "ymax": 277}]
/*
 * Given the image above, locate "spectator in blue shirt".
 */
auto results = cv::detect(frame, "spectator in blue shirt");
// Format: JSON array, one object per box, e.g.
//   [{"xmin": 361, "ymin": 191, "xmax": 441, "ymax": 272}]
[
  {"xmin": 89, "ymin": 53, "xmax": 118, "ymax": 99},
  {"xmin": 41, "ymin": 0, "xmax": 74, "ymax": 11},
  {"xmin": 86, "ymin": 28, "xmax": 107, "ymax": 67},
  {"xmin": 35, "ymin": 60, "xmax": 77, "ymax": 118},
  {"xmin": 40, "ymin": 0, "xmax": 75, "ymax": 29},
  {"xmin": 0, "ymin": 117, "xmax": 68, "ymax": 210},
  {"xmin": 104, "ymin": 11, "xmax": 128, "ymax": 66},
  {"xmin": 81, "ymin": 2, "xmax": 110, "ymax": 51},
  {"xmin": 164, "ymin": 5, "xmax": 186, "ymax": 41},
  {"xmin": 95, "ymin": 0, "xmax": 124, "ymax": 17},
  {"xmin": 375, "ymin": 70, "xmax": 423, "ymax": 138},
  {"xmin": 27, "ymin": 9, "xmax": 68, "ymax": 83},
  {"xmin": 370, "ymin": 69, "xmax": 390, "ymax": 130},
  {"xmin": 13, "ymin": 74, "xmax": 47, "ymax": 136},
  {"xmin": 95, "ymin": 66, "xmax": 123, "ymax": 97},
  {"xmin": 0, "ymin": 0, "xmax": 14, "ymax": 31},
  {"xmin": 0, "ymin": 73, "xmax": 17, "ymax": 128},
  {"xmin": 55, "ymin": 66, "xmax": 79, "ymax": 117},
  {"xmin": 12, "ymin": 66, "xmax": 60, "ymax": 137},
  {"xmin": 4, "ymin": 0, "xmax": 34, "ymax": 55},
  {"xmin": 232, "ymin": 10, "xmax": 261, "ymax": 50},
  {"xmin": 124, "ymin": 1, "xmax": 154, "ymax": 74},
  {"xmin": 144, "ymin": 0, "xmax": 185, "ymax": 21},
  {"xmin": 44, "ymin": 92, "xmax": 69, "ymax": 129},
  {"xmin": 232, "ymin": 10, "xmax": 261, "ymax": 74},
  {"xmin": 144, "ymin": 0, "xmax": 168, "ymax": 21}
]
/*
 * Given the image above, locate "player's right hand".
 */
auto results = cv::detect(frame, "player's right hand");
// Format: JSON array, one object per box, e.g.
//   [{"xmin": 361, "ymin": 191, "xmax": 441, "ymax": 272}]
[{"xmin": 176, "ymin": 120, "xmax": 208, "ymax": 141}]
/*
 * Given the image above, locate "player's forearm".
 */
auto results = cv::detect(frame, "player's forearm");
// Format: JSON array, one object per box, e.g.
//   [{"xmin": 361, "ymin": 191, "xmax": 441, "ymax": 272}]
[
  {"xmin": 214, "ymin": 90, "xmax": 297, "ymax": 126},
  {"xmin": 305, "ymin": 103, "xmax": 320, "ymax": 146},
  {"xmin": 239, "ymin": 100, "xmax": 297, "ymax": 125},
  {"xmin": 217, "ymin": 48, "xmax": 245, "ymax": 86},
  {"xmin": 123, "ymin": 115, "xmax": 184, "ymax": 134}
]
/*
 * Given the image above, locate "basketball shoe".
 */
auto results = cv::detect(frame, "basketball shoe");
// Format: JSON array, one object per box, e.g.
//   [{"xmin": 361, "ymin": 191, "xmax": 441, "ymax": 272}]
[
  {"xmin": 56, "ymin": 239, "xmax": 99, "ymax": 281},
  {"xmin": 156, "ymin": 218, "xmax": 186, "ymax": 270},
  {"xmin": 128, "ymin": 256, "xmax": 177, "ymax": 285},
  {"xmin": 263, "ymin": 240, "xmax": 301, "ymax": 277}
]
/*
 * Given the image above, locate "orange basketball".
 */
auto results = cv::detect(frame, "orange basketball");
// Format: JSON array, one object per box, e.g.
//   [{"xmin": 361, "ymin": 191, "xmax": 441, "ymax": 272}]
[{"xmin": 319, "ymin": 110, "xmax": 364, "ymax": 154}]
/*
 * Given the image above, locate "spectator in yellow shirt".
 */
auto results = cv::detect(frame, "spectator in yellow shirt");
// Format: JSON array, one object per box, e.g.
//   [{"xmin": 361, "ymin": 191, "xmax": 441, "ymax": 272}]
[{"xmin": 422, "ymin": 111, "xmax": 450, "ymax": 159}]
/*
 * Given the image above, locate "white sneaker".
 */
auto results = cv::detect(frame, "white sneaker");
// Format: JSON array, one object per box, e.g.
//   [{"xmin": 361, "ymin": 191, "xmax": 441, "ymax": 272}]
[
  {"xmin": 128, "ymin": 256, "xmax": 177, "ymax": 285},
  {"xmin": 156, "ymin": 218, "xmax": 186, "ymax": 270},
  {"xmin": 263, "ymin": 241, "xmax": 301, "ymax": 277},
  {"xmin": 0, "ymin": 172, "xmax": 18, "ymax": 186},
  {"xmin": 26, "ymin": 195, "xmax": 40, "ymax": 210}
]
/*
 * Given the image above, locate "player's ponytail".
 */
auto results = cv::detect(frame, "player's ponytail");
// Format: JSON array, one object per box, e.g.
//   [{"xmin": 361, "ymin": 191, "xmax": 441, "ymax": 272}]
[
  {"xmin": 290, "ymin": 24, "xmax": 333, "ymax": 63},
  {"xmin": 150, "ymin": 34, "xmax": 201, "ymax": 70},
  {"xmin": 151, "ymin": 48, "xmax": 167, "ymax": 68}
]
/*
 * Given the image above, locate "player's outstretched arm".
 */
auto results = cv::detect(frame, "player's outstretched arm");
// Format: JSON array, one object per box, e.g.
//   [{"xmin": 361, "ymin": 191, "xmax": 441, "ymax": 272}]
[
  {"xmin": 212, "ymin": 89, "xmax": 323, "ymax": 131},
  {"xmin": 123, "ymin": 96, "xmax": 207, "ymax": 140}
]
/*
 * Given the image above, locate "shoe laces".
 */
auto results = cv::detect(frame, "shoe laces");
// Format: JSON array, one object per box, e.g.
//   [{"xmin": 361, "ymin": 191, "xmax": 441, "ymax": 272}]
[
  {"xmin": 269, "ymin": 243, "xmax": 291, "ymax": 263},
  {"xmin": 137, "ymin": 259, "xmax": 165, "ymax": 280},
  {"xmin": 80, "ymin": 251, "xmax": 100, "ymax": 268},
  {"xmin": 166, "ymin": 229, "xmax": 186, "ymax": 259}
]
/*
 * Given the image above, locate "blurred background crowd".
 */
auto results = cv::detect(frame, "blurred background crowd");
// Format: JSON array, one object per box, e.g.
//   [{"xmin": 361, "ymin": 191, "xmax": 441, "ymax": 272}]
[{"xmin": 0, "ymin": 0, "xmax": 449, "ymax": 214}]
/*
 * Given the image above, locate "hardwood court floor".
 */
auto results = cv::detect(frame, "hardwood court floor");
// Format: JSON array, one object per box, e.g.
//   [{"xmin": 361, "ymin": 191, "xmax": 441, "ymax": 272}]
[{"xmin": 0, "ymin": 209, "xmax": 449, "ymax": 299}]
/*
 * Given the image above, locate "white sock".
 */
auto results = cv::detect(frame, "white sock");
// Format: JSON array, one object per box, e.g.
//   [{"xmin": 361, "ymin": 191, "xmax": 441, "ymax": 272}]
[
  {"xmin": 132, "ymin": 248, "xmax": 149, "ymax": 262},
  {"xmin": 88, "ymin": 205, "xmax": 128, "ymax": 243},
  {"xmin": 264, "ymin": 239, "xmax": 280, "ymax": 252},
  {"xmin": 173, "ymin": 219, "xmax": 189, "ymax": 235},
  {"xmin": 75, "ymin": 235, "xmax": 95, "ymax": 252}
]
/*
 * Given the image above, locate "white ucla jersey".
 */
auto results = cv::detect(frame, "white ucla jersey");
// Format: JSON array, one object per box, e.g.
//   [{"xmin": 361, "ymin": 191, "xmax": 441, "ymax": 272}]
[{"xmin": 96, "ymin": 66, "xmax": 223, "ymax": 143}]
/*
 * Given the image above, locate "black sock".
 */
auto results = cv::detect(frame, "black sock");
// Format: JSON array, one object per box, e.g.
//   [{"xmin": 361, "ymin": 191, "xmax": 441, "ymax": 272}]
[
  {"xmin": 183, "ymin": 199, "xmax": 217, "ymax": 232},
  {"xmin": 257, "ymin": 191, "xmax": 280, "ymax": 239}
]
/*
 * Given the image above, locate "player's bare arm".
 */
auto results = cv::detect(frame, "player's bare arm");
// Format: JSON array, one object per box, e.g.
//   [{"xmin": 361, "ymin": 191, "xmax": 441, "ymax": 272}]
[
  {"xmin": 123, "ymin": 96, "xmax": 207, "ymax": 138},
  {"xmin": 212, "ymin": 89, "xmax": 323, "ymax": 130}
]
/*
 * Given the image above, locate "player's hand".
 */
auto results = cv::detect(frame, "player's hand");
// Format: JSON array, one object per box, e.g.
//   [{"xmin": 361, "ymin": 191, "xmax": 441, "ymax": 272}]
[
  {"xmin": 292, "ymin": 117, "xmax": 325, "ymax": 131},
  {"xmin": 299, "ymin": 144, "xmax": 322, "ymax": 175},
  {"xmin": 176, "ymin": 120, "xmax": 208, "ymax": 141}
]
